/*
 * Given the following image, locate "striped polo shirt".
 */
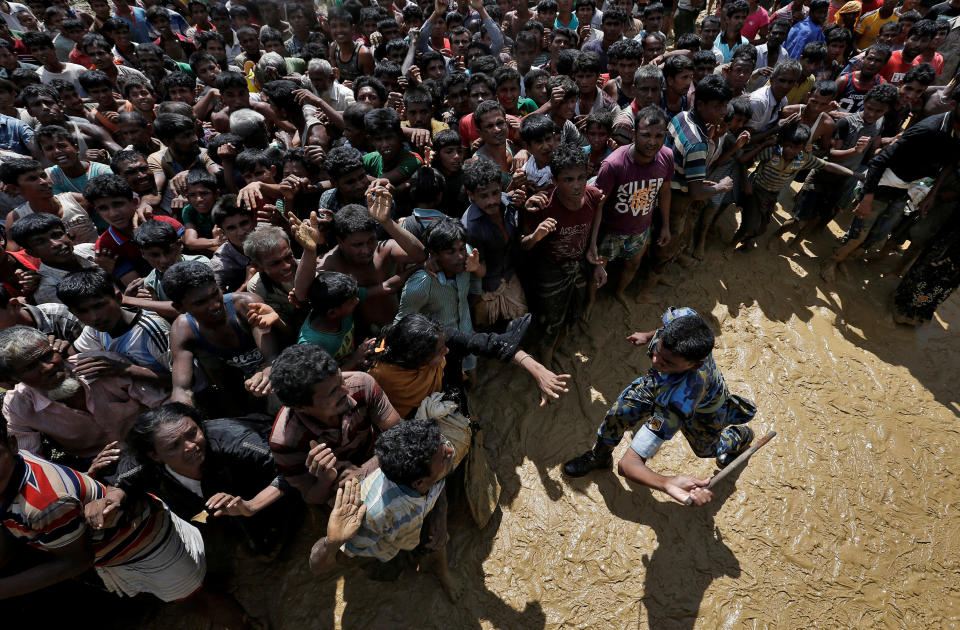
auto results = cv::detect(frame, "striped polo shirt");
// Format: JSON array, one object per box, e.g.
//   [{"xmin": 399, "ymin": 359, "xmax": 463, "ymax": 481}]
[
  {"xmin": 72, "ymin": 308, "xmax": 172, "ymax": 375},
  {"xmin": 666, "ymin": 111, "xmax": 712, "ymax": 194},
  {"xmin": 751, "ymin": 145, "xmax": 826, "ymax": 194},
  {"xmin": 1, "ymin": 452, "xmax": 170, "ymax": 567}
]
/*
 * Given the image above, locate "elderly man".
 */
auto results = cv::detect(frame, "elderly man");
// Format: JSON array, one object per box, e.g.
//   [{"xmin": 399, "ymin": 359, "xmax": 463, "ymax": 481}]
[
  {"xmin": 0, "ymin": 325, "xmax": 168, "ymax": 467},
  {"xmin": 303, "ymin": 58, "xmax": 355, "ymax": 112}
]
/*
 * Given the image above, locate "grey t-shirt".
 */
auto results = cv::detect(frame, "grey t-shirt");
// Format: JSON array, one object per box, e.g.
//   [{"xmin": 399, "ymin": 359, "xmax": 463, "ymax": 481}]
[{"xmin": 833, "ymin": 113, "xmax": 882, "ymax": 170}]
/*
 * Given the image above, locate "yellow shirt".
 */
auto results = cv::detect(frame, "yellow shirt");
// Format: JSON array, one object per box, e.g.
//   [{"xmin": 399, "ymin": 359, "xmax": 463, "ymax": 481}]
[
  {"xmin": 854, "ymin": 9, "xmax": 899, "ymax": 50},
  {"xmin": 784, "ymin": 74, "xmax": 815, "ymax": 106}
]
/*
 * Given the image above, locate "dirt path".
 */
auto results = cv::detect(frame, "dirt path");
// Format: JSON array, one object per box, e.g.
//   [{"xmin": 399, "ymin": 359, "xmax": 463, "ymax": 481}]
[{"xmin": 134, "ymin": 210, "xmax": 959, "ymax": 629}]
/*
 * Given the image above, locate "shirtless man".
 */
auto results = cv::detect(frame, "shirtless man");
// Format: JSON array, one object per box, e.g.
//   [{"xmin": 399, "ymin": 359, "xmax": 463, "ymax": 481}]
[
  {"xmin": 21, "ymin": 84, "xmax": 120, "ymax": 162},
  {"xmin": 318, "ymin": 195, "xmax": 426, "ymax": 330},
  {"xmin": 163, "ymin": 260, "xmax": 284, "ymax": 416}
]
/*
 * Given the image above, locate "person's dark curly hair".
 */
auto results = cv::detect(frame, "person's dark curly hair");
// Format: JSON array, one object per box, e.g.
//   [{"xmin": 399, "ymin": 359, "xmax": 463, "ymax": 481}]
[
  {"xmin": 270, "ymin": 344, "xmax": 339, "ymax": 407},
  {"xmin": 375, "ymin": 417, "xmax": 441, "ymax": 486},
  {"xmin": 660, "ymin": 314, "xmax": 715, "ymax": 362},
  {"xmin": 376, "ymin": 314, "xmax": 445, "ymax": 370}
]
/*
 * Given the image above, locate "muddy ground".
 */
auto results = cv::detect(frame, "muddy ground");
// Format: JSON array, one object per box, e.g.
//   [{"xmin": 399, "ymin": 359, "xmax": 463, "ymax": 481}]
[{"xmin": 100, "ymin": 205, "xmax": 958, "ymax": 629}]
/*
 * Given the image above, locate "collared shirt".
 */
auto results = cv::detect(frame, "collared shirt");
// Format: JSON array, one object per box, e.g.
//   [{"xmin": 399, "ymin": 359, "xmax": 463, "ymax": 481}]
[
  {"xmin": 747, "ymin": 85, "xmax": 786, "ymax": 132},
  {"xmin": 341, "ymin": 462, "xmax": 446, "ymax": 562},
  {"xmin": 863, "ymin": 111, "xmax": 960, "ymax": 195},
  {"xmin": 0, "ymin": 112, "xmax": 34, "ymax": 155},
  {"xmin": 114, "ymin": 6, "xmax": 153, "ymax": 43},
  {"xmin": 2, "ymin": 452, "xmax": 169, "ymax": 568},
  {"xmin": 95, "ymin": 214, "xmax": 183, "ymax": 280},
  {"xmin": 395, "ymin": 268, "xmax": 482, "ymax": 334},
  {"xmin": 269, "ymin": 372, "xmax": 399, "ymax": 493},
  {"xmin": 666, "ymin": 110, "xmax": 713, "ymax": 193},
  {"xmin": 854, "ymin": 8, "xmax": 899, "ymax": 49},
  {"xmin": 3, "ymin": 365, "xmax": 169, "ymax": 458},
  {"xmin": 461, "ymin": 194, "xmax": 519, "ymax": 293},
  {"xmin": 784, "ymin": 16, "xmax": 825, "ymax": 58},
  {"xmin": 712, "ymin": 34, "xmax": 749, "ymax": 62}
]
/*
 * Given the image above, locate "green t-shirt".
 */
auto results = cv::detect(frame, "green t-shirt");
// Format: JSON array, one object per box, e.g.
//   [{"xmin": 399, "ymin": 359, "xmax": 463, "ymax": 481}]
[
  {"xmin": 518, "ymin": 97, "xmax": 539, "ymax": 115},
  {"xmin": 298, "ymin": 288, "xmax": 367, "ymax": 362},
  {"xmin": 182, "ymin": 205, "xmax": 215, "ymax": 238},
  {"xmin": 362, "ymin": 148, "xmax": 423, "ymax": 179}
]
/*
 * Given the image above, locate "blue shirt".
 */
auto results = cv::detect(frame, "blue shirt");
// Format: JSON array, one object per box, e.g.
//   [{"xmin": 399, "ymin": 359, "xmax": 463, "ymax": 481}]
[
  {"xmin": 114, "ymin": 7, "xmax": 153, "ymax": 43},
  {"xmin": 0, "ymin": 113, "xmax": 34, "ymax": 155},
  {"xmin": 712, "ymin": 34, "xmax": 749, "ymax": 62},
  {"xmin": 784, "ymin": 16, "xmax": 825, "ymax": 58}
]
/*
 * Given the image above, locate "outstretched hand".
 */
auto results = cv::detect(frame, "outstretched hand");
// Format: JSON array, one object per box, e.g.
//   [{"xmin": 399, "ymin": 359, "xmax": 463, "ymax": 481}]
[
  {"xmin": 327, "ymin": 478, "xmax": 367, "ymax": 544},
  {"xmin": 626, "ymin": 331, "xmax": 655, "ymax": 346}
]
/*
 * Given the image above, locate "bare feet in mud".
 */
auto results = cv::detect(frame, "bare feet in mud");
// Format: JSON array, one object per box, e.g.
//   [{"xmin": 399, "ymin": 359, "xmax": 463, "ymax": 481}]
[
  {"xmin": 820, "ymin": 261, "xmax": 837, "ymax": 282},
  {"xmin": 676, "ymin": 253, "xmax": 698, "ymax": 267},
  {"xmin": 435, "ymin": 569, "xmax": 464, "ymax": 603},
  {"xmin": 614, "ymin": 291, "xmax": 630, "ymax": 310}
]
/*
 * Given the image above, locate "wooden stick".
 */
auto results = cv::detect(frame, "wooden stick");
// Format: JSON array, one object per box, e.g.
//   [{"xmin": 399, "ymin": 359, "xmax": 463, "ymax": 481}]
[{"xmin": 684, "ymin": 430, "xmax": 777, "ymax": 506}]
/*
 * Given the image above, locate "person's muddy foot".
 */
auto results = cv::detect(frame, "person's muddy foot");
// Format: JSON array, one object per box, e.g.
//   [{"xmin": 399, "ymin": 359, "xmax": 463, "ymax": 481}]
[
  {"xmin": 436, "ymin": 570, "xmax": 464, "ymax": 603},
  {"xmin": 820, "ymin": 262, "xmax": 837, "ymax": 282},
  {"xmin": 735, "ymin": 239, "xmax": 755, "ymax": 252},
  {"xmin": 692, "ymin": 243, "xmax": 706, "ymax": 259},
  {"xmin": 614, "ymin": 291, "xmax": 630, "ymax": 310},
  {"xmin": 676, "ymin": 253, "xmax": 697, "ymax": 267},
  {"xmin": 583, "ymin": 299, "xmax": 596, "ymax": 322},
  {"xmin": 635, "ymin": 289, "xmax": 659, "ymax": 304}
]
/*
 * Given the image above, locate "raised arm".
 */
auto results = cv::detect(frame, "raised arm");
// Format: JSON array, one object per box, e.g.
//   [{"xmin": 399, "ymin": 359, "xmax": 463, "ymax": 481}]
[{"xmin": 367, "ymin": 185, "xmax": 427, "ymax": 262}]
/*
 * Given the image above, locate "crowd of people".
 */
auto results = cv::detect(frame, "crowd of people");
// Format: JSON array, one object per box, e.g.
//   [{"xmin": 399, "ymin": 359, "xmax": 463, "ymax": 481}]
[{"xmin": 0, "ymin": 0, "xmax": 958, "ymax": 622}]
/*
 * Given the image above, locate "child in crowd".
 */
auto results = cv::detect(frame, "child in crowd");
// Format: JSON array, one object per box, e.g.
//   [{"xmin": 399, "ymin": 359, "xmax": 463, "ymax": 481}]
[
  {"xmin": 37, "ymin": 125, "xmax": 112, "ymax": 196},
  {"xmin": 9, "ymin": 213, "xmax": 96, "ymax": 304},
  {"xmin": 182, "ymin": 168, "xmax": 221, "ymax": 254},
  {"xmin": 134, "ymin": 219, "xmax": 210, "ymax": 319},
  {"xmin": 429, "ymin": 129, "xmax": 470, "ymax": 212},
  {"xmin": 522, "ymin": 143, "xmax": 606, "ymax": 365},
  {"xmin": 320, "ymin": 146, "xmax": 371, "ymax": 215},
  {"xmin": 87, "ymin": 173, "xmax": 183, "ymax": 286},
  {"xmin": 78, "ymin": 69, "xmax": 127, "ymax": 135},
  {"xmin": 584, "ymin": 110, "xmax": 615, "ymax": 180},
  {"xmin": 56, "ymin": 267, "xmax": 172, "ymax": 384},
  {"xmin": 518, "ymin": 114, "xmax": 560, "ymax": 194},
  {"xmin": 733, "ymin": 123, "xmax": 862, "ymax": 250},
  {"xmin": 1, "ymin": 157, "xmax": 98, "ymax": 249},
  {"xmin": 694, "ymin": 98, "xmax": 753, "ymax": 259},
  {"xmin": 209, "ymin": 194, "xmax": 255, "ymax": 293}
]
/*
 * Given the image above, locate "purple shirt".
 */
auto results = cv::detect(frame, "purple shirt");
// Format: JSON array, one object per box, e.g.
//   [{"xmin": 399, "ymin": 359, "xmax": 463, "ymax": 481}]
[{"xmin": 595, "ymin": 145, "xmax": 675, "ymax": 235}]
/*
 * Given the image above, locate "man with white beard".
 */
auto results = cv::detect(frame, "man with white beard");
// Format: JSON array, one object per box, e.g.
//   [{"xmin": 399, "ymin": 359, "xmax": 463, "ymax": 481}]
[{"xmin": 0, "ymin": 326, "xmax": 168, "ymax": 472}]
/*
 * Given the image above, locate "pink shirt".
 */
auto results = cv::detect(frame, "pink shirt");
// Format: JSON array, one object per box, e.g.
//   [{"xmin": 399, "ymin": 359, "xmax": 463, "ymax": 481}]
[
  {"xmin": 3, "ymin": 354, "xmax": 169, "ymax": 458},
  {"xmin": 742, "ymin": 7, "xmax": 770, "ymax": 41}
]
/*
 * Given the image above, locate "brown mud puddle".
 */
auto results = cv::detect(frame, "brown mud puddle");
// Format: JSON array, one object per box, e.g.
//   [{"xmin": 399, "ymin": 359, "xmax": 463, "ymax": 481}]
[{"xmin": 132, "ymin": 210, "xmax": 960, "ymax": 629}]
